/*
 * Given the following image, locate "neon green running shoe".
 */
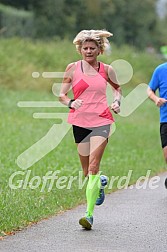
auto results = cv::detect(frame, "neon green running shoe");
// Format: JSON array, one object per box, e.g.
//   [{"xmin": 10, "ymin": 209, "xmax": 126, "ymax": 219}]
[{"xmin": 79, "ymin": 216, "xmax": 93, "ymax": 230}]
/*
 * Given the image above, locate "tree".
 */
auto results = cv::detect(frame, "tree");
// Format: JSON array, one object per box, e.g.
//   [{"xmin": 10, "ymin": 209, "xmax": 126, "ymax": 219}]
[
  {"xmin": 0, "ymin": 0, "xmax": 33, "ymax": 10},
  {"xmin": 33, "ymin": 0, "xmax": 66, "ymax": 38},
  {"xmin": 0, "ymin": 0, "xmax": 166, "ymax": 49},
  {"xmin": 103, "ymin": 0, "xmax": 159, "ymax": 48}
]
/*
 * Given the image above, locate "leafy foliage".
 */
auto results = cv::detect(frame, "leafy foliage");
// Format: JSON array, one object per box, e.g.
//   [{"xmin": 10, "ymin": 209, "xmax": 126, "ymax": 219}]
[{"xmin": 0, "ymin": 0, "xmax": 166, "ymax": 48}]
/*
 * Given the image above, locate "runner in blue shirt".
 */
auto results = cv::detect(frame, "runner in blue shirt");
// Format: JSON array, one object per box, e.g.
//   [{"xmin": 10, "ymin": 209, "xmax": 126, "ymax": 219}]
[{"xmin": 147, "ymin": 62, "xmax": 167, "ymax": 188}]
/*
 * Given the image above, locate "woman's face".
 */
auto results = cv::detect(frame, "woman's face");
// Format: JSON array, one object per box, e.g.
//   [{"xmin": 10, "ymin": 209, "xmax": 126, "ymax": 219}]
[{"xmin": 80, "ymin": 41, "xmax": 100, "ymax": 63}]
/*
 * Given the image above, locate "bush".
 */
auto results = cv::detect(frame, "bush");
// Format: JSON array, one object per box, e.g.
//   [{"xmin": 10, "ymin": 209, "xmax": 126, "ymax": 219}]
[
  {"xmin": 0, "ymin": 4, "xmax": 35, "ymax": 38},
  {"xmin": 0, "ymin": 38, "xmax": 164, "ymax": 91}
]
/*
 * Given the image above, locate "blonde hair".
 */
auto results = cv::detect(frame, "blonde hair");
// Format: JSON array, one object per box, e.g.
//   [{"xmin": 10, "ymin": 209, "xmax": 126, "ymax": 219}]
[{"xmin": 73, "ymin": 29, "xmax": 113, "ymax": 54}]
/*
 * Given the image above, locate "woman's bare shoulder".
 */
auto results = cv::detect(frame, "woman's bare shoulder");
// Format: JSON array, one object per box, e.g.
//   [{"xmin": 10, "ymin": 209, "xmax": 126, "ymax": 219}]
[
  {"xmin": 65, "ymin": 62, "xmax": 77, "ymax": 71},
  {"xmin": 103, "ymin": 63, "xmax": 119, "ymax": 85},
  {"xmin": 64, "ymin": 62, "xmax": 77, "ymax": 80},
  {"xmin": 103, "ymin": 63, "xmax": 114, "ymax": 72}
]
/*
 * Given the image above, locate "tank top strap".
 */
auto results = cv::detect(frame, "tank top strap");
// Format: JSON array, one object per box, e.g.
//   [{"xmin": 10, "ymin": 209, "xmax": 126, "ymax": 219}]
[
  {"xmin": 76, "ymin": 60, "xmax": 82, "ymax": 72},
  {"xmin": 98, "ymin": 62, "xmax": 108, "ymax": 81},
  {"xmin": 72, "ymin": 60, "xmax": 82, "ymax": 82}
]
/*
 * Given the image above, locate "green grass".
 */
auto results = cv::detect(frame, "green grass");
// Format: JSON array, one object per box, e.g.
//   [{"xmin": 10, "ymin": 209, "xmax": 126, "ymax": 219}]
[{"xmin": 0, "ymin": 38, "xmax": 166, "ymax": 235}]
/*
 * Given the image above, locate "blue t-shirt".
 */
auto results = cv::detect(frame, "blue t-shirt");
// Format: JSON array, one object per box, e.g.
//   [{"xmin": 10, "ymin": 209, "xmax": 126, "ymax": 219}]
[{"xmin": 149, "ymin": 62, "xmax": 167, "ymax": 122}]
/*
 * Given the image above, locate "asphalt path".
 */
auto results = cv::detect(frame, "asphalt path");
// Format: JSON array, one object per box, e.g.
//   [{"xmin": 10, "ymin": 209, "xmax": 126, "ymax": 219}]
[{"xmin": 1, "ymin": 172, "xmax": 167, "ymax": 252}]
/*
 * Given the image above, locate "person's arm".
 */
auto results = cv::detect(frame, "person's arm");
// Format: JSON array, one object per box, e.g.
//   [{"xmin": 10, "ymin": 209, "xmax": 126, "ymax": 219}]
[
  {"xmin": 59, "ymin": 63, "xmax": 83, "ymax": 109},
  {"xmin": 147, "ymin": 87, "xmax": 167, "ymax": 107},
  {"xmin": 106, "ymin": 65, "xmax": 122, "ymax": 113}
]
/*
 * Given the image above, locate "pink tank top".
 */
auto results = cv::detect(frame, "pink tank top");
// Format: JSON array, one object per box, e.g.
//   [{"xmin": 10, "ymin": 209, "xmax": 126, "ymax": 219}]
[{"xmin": 68, "ymin": 60, "xmax": 114, "ymax": 127}]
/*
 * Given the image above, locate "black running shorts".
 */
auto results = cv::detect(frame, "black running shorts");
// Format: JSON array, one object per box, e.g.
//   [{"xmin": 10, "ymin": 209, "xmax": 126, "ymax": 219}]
[
  {"xmin": 72, "ymin": 125, "xmax": 111, "ymax": 143},
  {"xmin": 160, "ymin": 123, "xmax": 167, "ymax": 148}
]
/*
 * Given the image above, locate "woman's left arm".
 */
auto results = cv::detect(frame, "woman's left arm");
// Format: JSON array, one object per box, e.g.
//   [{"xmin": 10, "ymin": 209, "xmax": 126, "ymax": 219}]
[{"xmin": 106, "ymin": 65, "xmax": 122, "ymax": 113}]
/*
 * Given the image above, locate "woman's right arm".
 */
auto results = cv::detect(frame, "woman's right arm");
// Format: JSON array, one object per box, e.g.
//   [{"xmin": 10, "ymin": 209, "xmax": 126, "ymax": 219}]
[
  {"xmin": 59, "ymin": 63, "xmax": 75, "ymax": 107},
  {"xmin": 59, "ymin": 63, "xmax": 83, "ymax": 109}
]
